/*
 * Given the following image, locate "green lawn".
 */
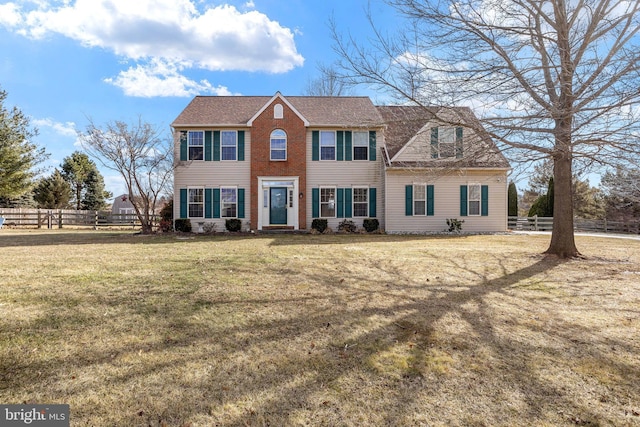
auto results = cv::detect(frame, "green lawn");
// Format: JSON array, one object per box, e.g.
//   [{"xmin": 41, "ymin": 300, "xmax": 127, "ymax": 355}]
[{"xmin": 1, "ymin": 230, "xmax": 639, "ymax": 426}]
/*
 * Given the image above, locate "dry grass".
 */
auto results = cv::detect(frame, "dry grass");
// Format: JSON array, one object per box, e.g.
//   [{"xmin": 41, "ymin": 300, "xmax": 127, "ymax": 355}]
[{"xmin": 1, "ymin": 229, "xmax": 639, "ymax": 426}]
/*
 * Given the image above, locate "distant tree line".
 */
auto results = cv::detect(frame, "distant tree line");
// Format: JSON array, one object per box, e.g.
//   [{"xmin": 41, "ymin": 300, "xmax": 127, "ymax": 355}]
[{"xmin": 510, "ymin": 160, "xmax": 638, "ymax": 221}]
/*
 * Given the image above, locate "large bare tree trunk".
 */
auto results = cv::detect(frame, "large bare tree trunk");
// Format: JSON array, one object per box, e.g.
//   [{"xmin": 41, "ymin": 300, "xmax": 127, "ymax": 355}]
[{"xmin": 546, "ymin": 144, "xmax": 579, "ymax": 257}]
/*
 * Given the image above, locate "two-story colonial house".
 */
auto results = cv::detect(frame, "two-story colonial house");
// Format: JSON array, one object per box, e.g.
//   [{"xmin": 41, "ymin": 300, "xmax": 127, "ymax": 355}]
[{"xmin": 172, "ymin": 93, "xmax": 510, "ymax": 233}]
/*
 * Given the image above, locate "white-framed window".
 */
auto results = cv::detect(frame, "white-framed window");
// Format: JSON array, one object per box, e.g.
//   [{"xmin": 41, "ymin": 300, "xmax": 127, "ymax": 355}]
[
  {"xmin": 320, "ymin": 187, "xmax": 336, "ymax": 217},
  {"xmin": 274, "ymin": 104, "xmax": 284, "ymax": 119},
  {"xmin": 188, "ymin": 188, "xmax": 204, "ymax": 218},
  {"xmin": 320, "ymin": 131, "xmax": 336, "ymax": 161},
  {"xmin": 413, "ymin": 184, "xmax": 427, "ymax": 216},
  {"xmin": 270, "ymin": 129, "xmax": 287, "ymax": 160},
  {"xmin": 221, "ymin": 131, "xmax": 237, "ymax": 161},
  {"xmin": 432, "ymin": 127, "xmax": 463, "ymax": 159},
  {"xmin": 221, "ymin": 187, "xmax": 237, "ymax": 218},
  {"xmin": 353, "ymin": 131, "xmax": 369, "ymax": 161},
  {"xmin": 353, "ymin": 187, "xmax": 369, "ymax": 217},
  {"xmin": 188, "ymin": 131, "xmax": 204, "ymax": 161},
  {"xmin": 468, "ymin": 184, "xmax": 481, "ymax": 216}
]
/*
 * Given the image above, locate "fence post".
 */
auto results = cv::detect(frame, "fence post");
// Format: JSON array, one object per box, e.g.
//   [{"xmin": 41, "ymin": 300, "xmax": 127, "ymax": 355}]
[
  {"xmin": 58, "ymin": 209, "xmax": 63, "ymax": 229},
  {"xmin": 94, "ymin": 211, "xmax": 98, "ymax": 230},
  {"xmin": 603, "ymin": 218, "xmax": 607, "ymax": 233},
  {"xmin": 534, "ymin": 215, "xmax": 538, "ymax": 231}
]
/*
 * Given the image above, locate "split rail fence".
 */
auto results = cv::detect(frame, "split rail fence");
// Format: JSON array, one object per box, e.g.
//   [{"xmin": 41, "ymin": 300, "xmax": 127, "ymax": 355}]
[
  {"xmin": 508, "ymin": 216, "xmax": 640, "ymax": 234},
  {"xmin": 0, "ymin": 208, "xmax": 158, "ymax": 230}
]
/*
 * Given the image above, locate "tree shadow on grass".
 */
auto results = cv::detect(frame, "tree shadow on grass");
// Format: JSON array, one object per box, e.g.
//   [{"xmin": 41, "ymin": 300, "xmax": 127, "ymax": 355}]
[{"xmin": 2, "ymin": 248, "xmax": 638, "ymax": 426}]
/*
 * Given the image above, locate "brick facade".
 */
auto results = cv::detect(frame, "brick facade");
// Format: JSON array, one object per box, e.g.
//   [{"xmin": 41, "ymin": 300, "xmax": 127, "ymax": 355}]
[{"xmin": 250, "ymin": 100, "xmax": 307, "ymax": 229}]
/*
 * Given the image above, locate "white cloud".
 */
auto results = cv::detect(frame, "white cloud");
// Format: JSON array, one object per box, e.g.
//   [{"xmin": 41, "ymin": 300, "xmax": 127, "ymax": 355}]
[
  {"xmin": 4, "ymin": 0, "xmax": 303, "ymax": 73},
  {"xmin": 104, "ymin": 59, "xmax": 237, "ymax": 97},
  {"xmin": 3, "ymin": 0, "xmax": 304, "ymax": 97},
  {"xmin": 32, "ymin": 117, "xmax": 77, "ymax": 137},
  {"xmin": 0, "ymin": 3, "xmax": 23, "ymax": 27}
]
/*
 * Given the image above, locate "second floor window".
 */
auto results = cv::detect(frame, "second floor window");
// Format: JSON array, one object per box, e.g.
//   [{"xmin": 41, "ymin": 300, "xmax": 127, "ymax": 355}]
[
  {"xmin": 270, "ymin": 129, "xmax": 287, "ymax": 160},
  {"xmin": 353, "ymin": 131, "xmax": 368, "ymax": 161},
  {"xmin": 320, "ymin": 131, "xmax": 335, "ymax": 161},
  {"xmin": 221, "ymin": 131, "xmax": 237, "ymax": 161},
  {"xmin": 188, "ymin": 131, "xmax": 204, "ymax": 160}
]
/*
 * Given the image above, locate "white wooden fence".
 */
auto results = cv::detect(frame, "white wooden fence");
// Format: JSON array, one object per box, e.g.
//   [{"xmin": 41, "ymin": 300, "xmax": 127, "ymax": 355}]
[
  {"xmin": 508, "ymin": 216, "xmax": 640, "ymax": 234},
  {"xmin": 0, "ymin": 208, "xmax": 158, "ymax": 229}
]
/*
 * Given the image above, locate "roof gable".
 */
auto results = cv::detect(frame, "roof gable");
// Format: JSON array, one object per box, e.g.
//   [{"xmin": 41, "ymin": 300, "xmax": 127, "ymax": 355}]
[
  {"xmin": 247, "ymin": 92, "xmax": 309, "ymax": 126},
  {"xmin": 377, "ymin": 105, "xmax": 510, "ymax": 169}
]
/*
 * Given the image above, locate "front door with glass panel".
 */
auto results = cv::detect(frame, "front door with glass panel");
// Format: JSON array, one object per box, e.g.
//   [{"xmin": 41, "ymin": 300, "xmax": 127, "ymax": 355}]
[{"xmin": 269, "ymin": 187, "xmax": 287, "ymax": 225}]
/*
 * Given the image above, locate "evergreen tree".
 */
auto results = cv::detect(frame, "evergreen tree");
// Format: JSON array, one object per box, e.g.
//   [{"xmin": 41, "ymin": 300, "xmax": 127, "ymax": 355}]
[
  {"xmin": 33, "ymin": 169, "xmax": 72, "ymax": 209},
  {"xmin": 61, "ymin": 151, "xmax": 109, "ymax": 210},
  {"xmin": 83, "ymin": 169, "xmax": 111, "ymax": 210},
  {"xmin": 0, "ymin": 86, "xmax": 48, "ymax": 204},
  {"xmin": 507, "ymin": 182, "xmax": 518, "ymax": 216}
]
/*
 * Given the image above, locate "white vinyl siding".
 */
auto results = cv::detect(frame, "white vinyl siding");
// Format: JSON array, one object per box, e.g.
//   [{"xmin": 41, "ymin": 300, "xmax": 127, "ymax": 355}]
[
  {"xmin": 307, "ymin": 130, "xmax": 384, "ymax": 230},
  {"xmin": 174, "ymin": 128, "xmax": 251, "ymax": 228},
  {"xmin": 385, "ymin": 170, "xmax": 508, "ymax": 233}
]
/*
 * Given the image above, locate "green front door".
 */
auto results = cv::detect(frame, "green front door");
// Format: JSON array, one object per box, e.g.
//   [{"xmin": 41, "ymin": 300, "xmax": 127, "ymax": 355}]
[{"xmin": 270, "ymin": 187, "xmax": 287, "ymax": 225}]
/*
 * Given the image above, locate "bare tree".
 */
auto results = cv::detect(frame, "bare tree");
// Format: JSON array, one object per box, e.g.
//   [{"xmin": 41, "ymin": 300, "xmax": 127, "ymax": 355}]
[
  {"xmin": 332, "ymin": 0, "xmax": 640, "ymax": 257},
  {"xmin": 304, "ymin": 63, "xmax": 353, "ymax": 96},
  {"xmin": 79, "ymin": 118, "xmax": 173, "ymax": 234}
]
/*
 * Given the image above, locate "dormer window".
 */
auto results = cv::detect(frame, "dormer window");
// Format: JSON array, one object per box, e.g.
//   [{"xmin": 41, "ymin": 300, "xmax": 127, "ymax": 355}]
[
  {"xmin": 270, "ymin": 129, "xmax": 287, "ymax": 160},
  {"xmin": 431, "ymin": 127, "xmax": 463, "ymax": 159},
  {"xmin": 274, "ymin": 104, "xmax": 284, "ymax": 119}
]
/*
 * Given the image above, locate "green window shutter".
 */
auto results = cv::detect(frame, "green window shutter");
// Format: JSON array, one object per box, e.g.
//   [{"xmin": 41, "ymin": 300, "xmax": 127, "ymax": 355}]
[
  {"xmin": 369, "ymin": 187, "xmax": 377, "ymax": 217},
  {"xmin": 238, "ymin": 131, "xmax": 245, "ymax": 161},
  {"xmin": 337, "ymin": 188, "xmax": 344, "ymax": 218},
  {"xmin": 405, "ymin": 185, "xmax": 413, "ymax": 216},
  {"xmin": 345, "ymin": 131, "xmax": 352, "ymax": 161},
  {"xmin": 431, "ymin": 127, "xmax": 439, "ymax": 159},
  {"xmin": 337, "ymin": 131, "xmax": 344, "ymax": 161},
  {"xmin": 312, "ymin": 188, "xmax": 319, "ymax": 218},
  {"xmin": 213, "ymin": 189, "xmax": 221, "ymax": 218},
  {"xmin": 238, "ymin": 188, "xmax": 245, "ymax": 218},
  {"xmin": 179, "ymin": 131, "xmax": 187, "ymax": 161},
  {"xmin": 204, "ymin": 131, "xmax": 212, "ymax": 161},
  {"xmin": 427, "ymin": 185, "xmax": 434, "ymax": 216},
  {"xmin": 481, "ymin": 185, "xmax": 489, "ymax": 216},
  {"xmin": 204, "ymin": 188, "xmax": 212, "ymax": 218},
  {"xmin": 369, "ymin": 131, "xmax": 376, "ymax": 161},
  {"xmin": 460, "ymin": 185, "xmax": 468, "ymax": 216},
  {"xmin": 180, "ymin": 188, "xmax": 187, "ymax": 218},
  {"xmin": 213, "ymin": 131, "xmax": 221, "ymax": 161},
  {"xmin": 344, "ymin": 188, "xmax": 353, "ymax": 218},
  {"xmin": 312, "ymin": 131, "xmax": 319, "ymax": 161},
  {"xmin": 456, "ymin": 127, "xmax": 463, "ymax": 158}
]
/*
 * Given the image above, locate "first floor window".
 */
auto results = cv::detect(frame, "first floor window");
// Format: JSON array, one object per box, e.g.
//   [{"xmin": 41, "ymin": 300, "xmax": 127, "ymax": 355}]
[
  {"xmin": 188, "ymin": 188, "xmax": 204, "ymax": 217},
  {"xmin": 188, "ymin": 131, "xmax": 204, "ymax": 160},
  {"xmin": 221, "ymin": 131, "xmax": 237, "ymax": 160},
  {"xmin": 468, "ymin": 184, "xmax": 481, "ymax": 216},
  {"xmin": 320, "ymin": 188, "xmax": 336, "ymax": 217},
  {"xmin": 353, "ymin": 188, "xmax": 368, "ymax": 217},
  {"xmin": 353, "ymin": 131, "xmax": 369, "ymax": 161},
  {"xmin": 320, "ymin": 131, "xmax": 336, "ymax": 160},
  {"xmin": 221, "ymin": 187, "xmax": 237, "ymax": 217},
  {"xmin": 413, "ymin": 184, "xmax": 427, "ymax": 215},
  {"xmin": 270, "ymin": 129, "xmax": 287, "ymax": 160}
]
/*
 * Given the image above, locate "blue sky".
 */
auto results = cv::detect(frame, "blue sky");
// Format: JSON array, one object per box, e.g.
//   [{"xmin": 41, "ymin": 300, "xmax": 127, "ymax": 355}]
[{"xmin": 0, "ymin": 0, "xmax": 399, "ymax": 197}]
